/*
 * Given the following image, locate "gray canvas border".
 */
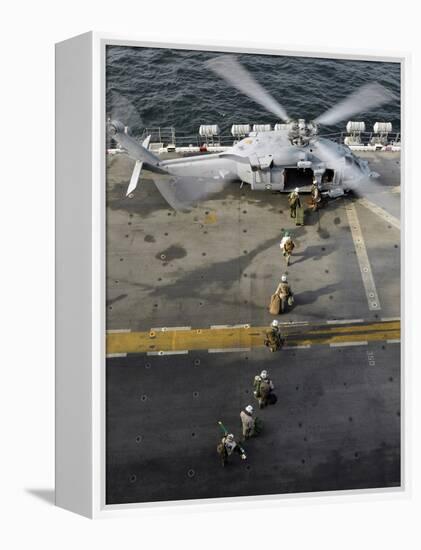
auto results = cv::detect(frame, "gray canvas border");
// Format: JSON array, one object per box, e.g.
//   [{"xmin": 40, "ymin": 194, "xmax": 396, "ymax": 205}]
[{"xmin": 98, "ymin": 36, "xmax": 408, "ymax": 516}]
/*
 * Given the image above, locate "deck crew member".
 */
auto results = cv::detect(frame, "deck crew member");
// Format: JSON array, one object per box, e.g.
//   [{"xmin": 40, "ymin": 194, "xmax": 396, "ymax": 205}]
[
  {"xmin": 280, "ymin": 231, "xmax": 295, "ymax": 266},
  {"xmin": 253, "ymin": 370, "xmax": 276, "ymax": 409},
  {"xmin": 275, "ymin": 274, "xmax": 294, "ymax": 313},
  {"xmin": 288, "ymin": 187, "xmax": 301, "ymax": 218},
  {"xmin": 240, "ymin": 405, "xmax": 256, "ymax": 439},
  {"xmin": 217, "ymin": 433, "xmax": 246, "ymax": 467},
  {"xmin": 310, "ymin": 178, "xmax": 321, "ymax": 211},
  {"xmin": 264, "ymin": 319, "xmax": 284, "ymax": 352}
]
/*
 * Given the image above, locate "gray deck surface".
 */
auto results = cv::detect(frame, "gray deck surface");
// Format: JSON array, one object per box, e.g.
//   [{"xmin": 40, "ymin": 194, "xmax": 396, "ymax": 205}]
[{"xmin": 105, "ymin": 150, "xmax": 401, "ymax": 504}]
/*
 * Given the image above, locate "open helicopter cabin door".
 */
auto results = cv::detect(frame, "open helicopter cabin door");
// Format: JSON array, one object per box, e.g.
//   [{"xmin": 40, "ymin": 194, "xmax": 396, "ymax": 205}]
[
  {"xmin": 322, "ymin": 169, "xmax": 335, "ymax": 183},
  {"xmin": 283, "ymin": 167, "xmax": 314, "ymax": 190}
]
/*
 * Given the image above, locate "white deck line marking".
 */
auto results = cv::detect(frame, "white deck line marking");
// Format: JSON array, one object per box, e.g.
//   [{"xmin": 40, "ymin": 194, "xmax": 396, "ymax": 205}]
[
  {"xmin": 107, "ymin": 329, "xmax": 131, "ymax": 333},
  {"xmin": 345, "ymin": 203, "xmax": 382, "ymax": 311},
  {"xmin": 147, "ymin": 350, "xmax": 189, "ymax": 356},
  {"xmin": 106, "ymin": 353, "xmax": 127, "ymax": 358},
  {"xmin": 208, "ymin": 348, "xmax": 251, "ymax": 353},
  {"xmin": 326, "ymin": 319, "xmax": 364, "ymax": 325},
  {"xmin": 283, "ymin": 345, "xmax": 311, "ymax": 350},
  {"xmin": 381, "ymin": 317, "xmax": 400, "ymax": 322},
  {"xmin": 330, "ymin": 341, "xmax": 368, "ymax": 348},
  {"xmin": 279, "ymin": 321, "xmax": 309, "ymax": 326},
  {"xmin": 150, "ymin": 326, "xmax": 191, "ymax": 332},
  {"xmin": 387, "ymin": 339, "xmax": 401, "ymax": 344},
  {"xmin": 357, "ymin": 197, "xmax": 400, "ymax": 230},
  {"xmin": 210, "ymin": 324, "xmax": 250, "ymax": 329}
]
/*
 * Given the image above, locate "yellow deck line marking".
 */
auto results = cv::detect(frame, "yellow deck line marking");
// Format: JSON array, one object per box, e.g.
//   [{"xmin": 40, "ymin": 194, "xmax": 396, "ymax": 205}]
[
  {"xmin": 306, "ymin": 321, "xmax": 399, "ymax": 336},
  {"xmin": 106, "ymin": 320, "xmax": 400, "ymax": 355},
  {"xmin": 290, "ymin": 331, "xmax": 400, "ymax": 347}
]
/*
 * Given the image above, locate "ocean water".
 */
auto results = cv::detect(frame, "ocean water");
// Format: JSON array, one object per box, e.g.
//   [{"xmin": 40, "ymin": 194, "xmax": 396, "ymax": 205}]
[{"xmin": 106, "ymin": 46, "xmax": 401, "ymax": 137}]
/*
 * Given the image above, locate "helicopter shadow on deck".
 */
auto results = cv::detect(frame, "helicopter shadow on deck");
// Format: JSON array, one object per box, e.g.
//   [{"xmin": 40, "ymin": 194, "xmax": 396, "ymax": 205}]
[
  {"xmin": 289, "ymin": 244, "xmax": 335, "ymax": 267},
  {"xmin": 107, "ymin": 178, "xmax": 171, "ymax": 218},
  {"xmin": 148, "ymin": 234, "xmax": 282, "ymax": 302},
  {"xmin": 108, "ymin": 174, "xmax": 247, "ymax": 218},
  {"xmin": 293, "ymin": 282, "xmax": 340, "ymax": 307}
]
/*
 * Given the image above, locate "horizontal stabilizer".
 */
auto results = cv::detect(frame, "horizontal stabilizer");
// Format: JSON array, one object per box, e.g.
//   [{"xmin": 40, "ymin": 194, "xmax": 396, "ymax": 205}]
[
  {"xmin": 125, "ymin": 135, "xmax": 152, "ymax": 197},
  {"xmin": 126, "ymin": 160, "xmax": 143, "ymax": 196}
]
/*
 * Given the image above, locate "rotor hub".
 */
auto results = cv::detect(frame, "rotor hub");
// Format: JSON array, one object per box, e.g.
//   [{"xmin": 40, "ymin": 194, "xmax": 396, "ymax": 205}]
[{"xmin": 287, "ymin": 119, "xmax": 318, "ymax": 145}]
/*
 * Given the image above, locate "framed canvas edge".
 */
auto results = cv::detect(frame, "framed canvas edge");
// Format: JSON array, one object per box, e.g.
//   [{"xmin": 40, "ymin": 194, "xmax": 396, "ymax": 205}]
[{"xmin": 89, "ymin": 32, "xmax": 411, "ymax": 518}]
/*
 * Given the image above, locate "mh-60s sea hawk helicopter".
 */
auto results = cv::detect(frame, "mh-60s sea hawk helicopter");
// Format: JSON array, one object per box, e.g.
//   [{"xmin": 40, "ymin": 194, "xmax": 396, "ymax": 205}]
[{"xmin": 108, "ymin": 55, "xmax": 396, "ymax": 210}]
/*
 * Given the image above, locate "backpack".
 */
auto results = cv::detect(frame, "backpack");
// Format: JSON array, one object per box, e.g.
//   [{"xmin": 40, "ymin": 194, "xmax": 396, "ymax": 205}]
[{"xmin": 285, "ymin": 240, "xmax": 295, "ymax": 253}]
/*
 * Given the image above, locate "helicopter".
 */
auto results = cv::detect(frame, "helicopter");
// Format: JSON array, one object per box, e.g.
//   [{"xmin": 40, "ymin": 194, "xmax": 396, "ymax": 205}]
[{"xmin": 108, "ymin": 55, "xmax": 397, "ymax": 211}]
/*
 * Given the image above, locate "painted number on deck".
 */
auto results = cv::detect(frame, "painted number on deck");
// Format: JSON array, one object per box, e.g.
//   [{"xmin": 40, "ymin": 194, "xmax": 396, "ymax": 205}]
[{"xmin": 367, "ymin": 350, "xmax": 376, "ymax": 367}]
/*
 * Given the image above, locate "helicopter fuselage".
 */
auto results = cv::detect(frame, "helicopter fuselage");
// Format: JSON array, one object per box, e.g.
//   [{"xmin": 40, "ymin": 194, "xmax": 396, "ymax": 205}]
[{"xmin": 158, "ymin": 131, "xmax": 373, "ymax": 192}]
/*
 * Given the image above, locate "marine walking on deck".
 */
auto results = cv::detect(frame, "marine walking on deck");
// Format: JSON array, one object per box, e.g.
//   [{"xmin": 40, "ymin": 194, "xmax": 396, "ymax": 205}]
[
  {"xmin": 264, "ymin": 319, "xmax": 284, "ymax": 352},
  {"xmin": 240, "ymin": 405, "xmax": 256, "ymax": 440},
  {"xmin": 309, "ymin": 178, "xmax": 322, "ymax": 211},
  {"xmin": 280, "ymin": 231, "xmax": 295, "ymax": 266},
  {"xmin": 288, "ymin": 187, "xmax": 301, "ymax": 219},
  {"xmin": 253, "ymin": 370, "xmax": 276, "ymax": 409},
  {"xmin": 217, "ymin": 422, "xmax": 247, "ymax": 466},
  {"xmin": 269, "ymin": 274, "xmax": 294, "ymax": 315}
]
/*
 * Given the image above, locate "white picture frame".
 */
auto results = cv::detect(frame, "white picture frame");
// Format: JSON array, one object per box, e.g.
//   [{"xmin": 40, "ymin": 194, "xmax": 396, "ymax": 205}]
[{"xmin": 55, "ymin": 32, "xmax": 409, "ymax": 518}]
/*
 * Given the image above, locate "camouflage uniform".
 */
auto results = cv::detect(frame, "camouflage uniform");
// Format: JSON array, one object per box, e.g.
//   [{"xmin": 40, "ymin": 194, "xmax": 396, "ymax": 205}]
[
  {"xmin": 217, "ymin": 435, "xmax": 242, "ymax": 467},
  {"xmin": 276, "ymin": 281, "xmax": 293, "ymax": 313},
  {"xmin": 240, "ymin": 410, "xmax": 255, "ymax": 439},
  {"xmin": 288, "ymin": 191, "xmax": 301, "ymax": 218},
  {"xmin": 264, "ymin": 326, "xmax": 284, "ymax": 352},
  {"xmin": 310, "ymin": 183, "xmax": 321, "ymax": 211},
  {"xmin": 280, "ymin": 236, "xmax": 295, "ymax": 266},
  {"xmin": 253, "ymin": 375, "xmax": 275, "ymax": 409}
]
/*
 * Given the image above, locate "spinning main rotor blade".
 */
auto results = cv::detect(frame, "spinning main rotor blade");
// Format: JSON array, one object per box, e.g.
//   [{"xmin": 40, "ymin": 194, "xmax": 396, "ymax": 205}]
[
  {"xmin": 315, "ymin": 82, "xmax": 396, "ymax": 126},
  {"xmin": 315, "ymin": 139, "xmax": 398, "ymax": 214},
  {"xmin": 315, "ymin": 139, "xmax": 346, "ymax": 170},
  {"xmin": 315, "ymin": 138, "xmax": 364, "ymax": 184},
  {"xmin": 206, "ymin": 55, "xmax": 290, "ymax": 122},
  {"xmin": 108, "ymin": 89, "xmax": 143, "ymax": 131}
]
